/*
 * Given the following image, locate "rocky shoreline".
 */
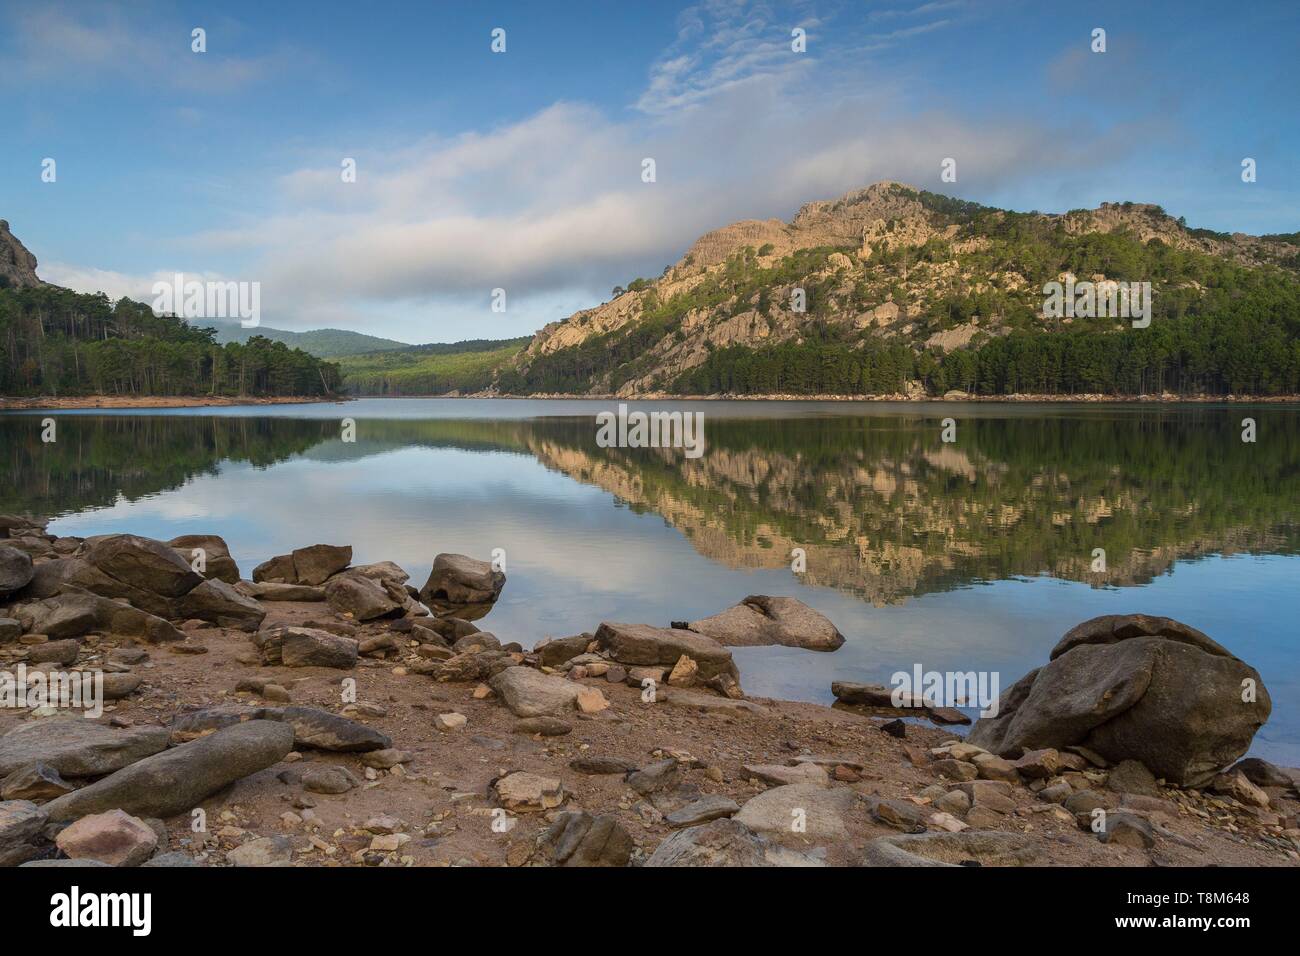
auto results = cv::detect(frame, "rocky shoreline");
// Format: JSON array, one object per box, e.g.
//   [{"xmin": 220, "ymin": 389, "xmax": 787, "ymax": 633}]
[{"xmin": 1, "ymin": 516, "xmax": 1297, "ymax": 868}]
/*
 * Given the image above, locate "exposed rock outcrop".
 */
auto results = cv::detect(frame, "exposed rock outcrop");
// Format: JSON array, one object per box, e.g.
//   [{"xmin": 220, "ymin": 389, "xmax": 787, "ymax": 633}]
[{"xmin": 0, "ymin": 221, "xmax": 43, "ymax": 290}]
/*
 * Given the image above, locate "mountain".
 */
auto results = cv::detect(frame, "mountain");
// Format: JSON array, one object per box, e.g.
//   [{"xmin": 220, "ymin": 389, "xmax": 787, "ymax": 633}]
[
  {"xmin": 198, "ymin": 320, "xmax": 411, "ymax": 358},
  {"xmin": 0, "ymin": 220, "xmax": 44, "ymax": 290},
  {"xmin": 494, "ymin": 182, "xmax": 1300, "ymax": 398}
]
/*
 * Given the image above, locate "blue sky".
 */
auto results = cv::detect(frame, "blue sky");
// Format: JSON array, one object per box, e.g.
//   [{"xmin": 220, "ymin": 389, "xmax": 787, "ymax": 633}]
[{"xmin": 2, "ymin": 0, "xmax": 1297, "ymax": 343}]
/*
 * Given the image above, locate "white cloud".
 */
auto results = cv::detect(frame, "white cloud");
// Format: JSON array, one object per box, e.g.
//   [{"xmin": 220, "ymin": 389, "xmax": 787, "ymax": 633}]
[{"xmin": 38, "ymin": 0, "xmax": 1147, "ymax": 342}]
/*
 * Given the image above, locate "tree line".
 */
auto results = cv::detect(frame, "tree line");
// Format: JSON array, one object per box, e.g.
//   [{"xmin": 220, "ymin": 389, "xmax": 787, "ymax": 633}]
[{"xmin": 0, "ymin": 285, "xmax": 341, "ymax": 397}]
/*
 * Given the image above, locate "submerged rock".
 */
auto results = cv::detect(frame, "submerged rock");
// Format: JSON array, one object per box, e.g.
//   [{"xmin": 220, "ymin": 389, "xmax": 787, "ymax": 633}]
[
  {"xmin": 689, "ymin": 595, "xmax": 845, "ymax": 651},
  {"xmin": 595, "ymin": 621, "xmax": 739, "ymax": 683},
  {"xmin": 418, "ymin": 553, "xmax": 505, "ymax": 610}
]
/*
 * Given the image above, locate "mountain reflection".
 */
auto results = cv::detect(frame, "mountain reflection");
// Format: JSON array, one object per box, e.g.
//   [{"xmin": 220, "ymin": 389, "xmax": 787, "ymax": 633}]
[{"xmin": 3, "ymin": 409, "xmax": 1296, "ymax": 606}]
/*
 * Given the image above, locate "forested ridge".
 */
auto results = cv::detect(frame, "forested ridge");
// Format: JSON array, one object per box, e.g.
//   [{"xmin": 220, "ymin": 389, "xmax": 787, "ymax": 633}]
[
  {"xmin": 0, "ymin": 284, "xmax": 341, "ymax": 398},
  {"xmin": 499, "ymin": 184, "xmax": 1300, "ymax": 398}
]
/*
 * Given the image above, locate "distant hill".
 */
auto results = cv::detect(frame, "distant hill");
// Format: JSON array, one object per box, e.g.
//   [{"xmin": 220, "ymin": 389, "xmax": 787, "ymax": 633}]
[
  {"xmin": 336, "ymin": 338, "xmax": 531, "ymax": 395},
  {"xmin": 198, "ymin": 320, "xmax": 411, "ymax": 358}
]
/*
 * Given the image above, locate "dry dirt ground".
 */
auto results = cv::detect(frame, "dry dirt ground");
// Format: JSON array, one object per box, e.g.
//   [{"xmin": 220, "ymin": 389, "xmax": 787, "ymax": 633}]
[{"xmin": 5, "ymin": 595, "xmax": 1296, "ymax": 868}]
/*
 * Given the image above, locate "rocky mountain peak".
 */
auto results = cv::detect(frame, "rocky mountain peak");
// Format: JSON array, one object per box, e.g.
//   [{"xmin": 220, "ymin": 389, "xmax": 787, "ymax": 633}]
[{"xmin": 0, "ymin": 219, "xmax": 44, "ymax": 290}]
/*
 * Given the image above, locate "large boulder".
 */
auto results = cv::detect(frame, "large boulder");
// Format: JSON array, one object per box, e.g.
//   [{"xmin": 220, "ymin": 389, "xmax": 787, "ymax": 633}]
[
  {"xmin": 251, "ymin": 553, "xmax": 297, "ymax": 584},
  {"xmin": 168, "ymin": 706, "xmax": 391, "ymax": 753},
  {"xmin": 175, "ymin": 578, "xmax": 266, "ymax": 631},
  {"xmin": 291, "ymin": 544, "xmax": 352, "ymax": 586},
  {"xmin": 280, "ymin": 629, "xmax": 359, "ymax": 669},
  {"xmin": 253, "ymin": 626, "xmax": 359, "ymax": 668},
  {"xmin": 55, "ymin": 809, "xmax": 158, "ymax": 867},
  {"xmin": 83, "ymin": 534, "xmax": 203, "ymax": 598},
  {"xmin": 595, "ymin": 622, "xmax": 739, "ymax": 682},
  {"xmin": 9, "ymin": 587, "xmax": 183, "ymax": 642},
  {"xmin": 0, "ymin": 719, "xmax": 171, "ymax": 779},
  {"xmin": 689, "ymin": 596, "xmax": 845, "ymax": 651},
  {"xmin": 733, "ymin": 783, "xmax": 860, "ymax": 841},
  {"xmin": 167, "ymin": 534, "xmax": 240, "ymax": 584},
  {"xmin": 271, "ymin": 706, "xmax": 391, "ymax": 752},
  {"xmin": 489, "ymin": 666, "xmax": 582, "ymax": 717},
  {"xmin": 13, "ymin": 558, "xmax": 173, "ymax": 617},
  {"xmin": 0, "ymin": 545, "xmax": 34, "ymax": 599},
  {"xmin": 968, "ymin": 614, "xmax": 1271, "ymax": 787},
  {"xmin": 41, "ymin": 720, "xmax": 295, "ymax": 822},
  {"xmin": 419, "ymin": 553, "xmax": 505, "ymax": 610},
  {"xmin": 0, "ymin": 514, "xmax": 48, "ymax": 538},
  {"xmin": 324, "ymin": 574, "xmax": 401, "ymax": 621},
  {"xmin": 252, "ymin": 545, "xmax": 351, "ymax": 586},
  {"xmin": 535, "ymin": 634, "xmax": 593, "ymax": 667}
]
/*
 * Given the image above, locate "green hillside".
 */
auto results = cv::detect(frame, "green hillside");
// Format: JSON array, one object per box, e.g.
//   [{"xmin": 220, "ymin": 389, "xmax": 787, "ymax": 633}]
[
  {"xmin": 337, "ymin": 338, "xmax": 530, "ymax": 395},
  {"xmin": 497, "ymin": 184, "xmax": 1300, "ymax": 398}
]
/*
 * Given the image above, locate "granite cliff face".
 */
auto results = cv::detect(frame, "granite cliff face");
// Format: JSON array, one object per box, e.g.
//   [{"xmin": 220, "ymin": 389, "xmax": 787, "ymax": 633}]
[{"xmin": 0, "ymin": 221, "xmax": 43, "ymax": 290}]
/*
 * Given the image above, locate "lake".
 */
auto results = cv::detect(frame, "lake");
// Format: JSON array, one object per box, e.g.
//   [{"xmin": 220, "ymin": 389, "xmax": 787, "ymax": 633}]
[{"xmin": 3, "ymin": 398, "xmax": 1298, "ymax": 764}]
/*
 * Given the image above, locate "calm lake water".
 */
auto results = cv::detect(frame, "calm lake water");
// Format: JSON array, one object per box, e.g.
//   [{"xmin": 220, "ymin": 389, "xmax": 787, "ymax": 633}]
[{"xmin": 3, "ymin": 399, "xmax": 1298, "ymax": 765}]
